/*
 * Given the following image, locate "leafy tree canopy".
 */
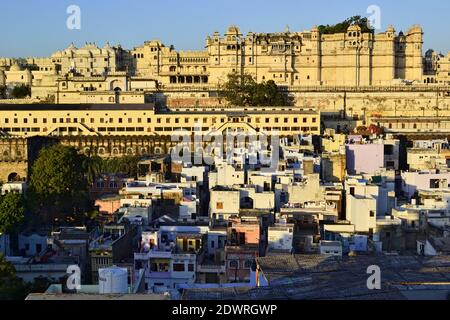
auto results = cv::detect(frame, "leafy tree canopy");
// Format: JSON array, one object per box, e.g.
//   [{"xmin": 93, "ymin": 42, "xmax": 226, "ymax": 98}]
[
  {"xmin": 83, "ymin": 155, "xmax": 140, "ymax": 186},
  {"xmin": 0, "ymin": 254, "xmax": 26, "ymax": 300},
  {"xmin": 0, "ymin": 254, "xmax": 16, "ymax": 279},
  {"xmin": 317, "ymin": 16, "xmax": 374, "ymax": 35},
  {"xmin": 30, "ymin": 145, "xmax": 87, "ymax": 197},
  {"xmin": 220, "ymin": 72, "xmax": 289, "ymax": 107},
  {"xmin": 29, "ymin": 145, "xmax": 90, "ymax": 223},
  {"xmin": 0, "ymin": 86, "xmax": 6, "ymax": 99},
  {"xmin": 0, "ymin": 254, "xmax": 51, "ymax": 300},
  {"xmin": 0, "ymin": 193, "xmax": 25, "ymax": 234},
  {"xmin": 11, "ymin": 85, "xmax": 31, "ymax": 99}
]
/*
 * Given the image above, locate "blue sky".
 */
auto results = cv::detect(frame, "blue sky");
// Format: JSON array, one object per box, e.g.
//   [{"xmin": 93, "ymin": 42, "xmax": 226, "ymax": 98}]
[{"xmin": 1, "ymin": 0, "xmax": 449, "ymax": 57}]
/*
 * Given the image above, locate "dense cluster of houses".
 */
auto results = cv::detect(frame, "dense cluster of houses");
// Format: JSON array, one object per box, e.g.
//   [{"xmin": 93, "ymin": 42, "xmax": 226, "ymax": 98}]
[{"xmin": 1, "ymin": 131, "xmax": 450, "ymax": 298}]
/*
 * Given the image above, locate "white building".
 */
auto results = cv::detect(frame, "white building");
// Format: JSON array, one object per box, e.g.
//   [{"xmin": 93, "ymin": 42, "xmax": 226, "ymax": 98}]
[
  {"xmin": 417, "ymin": 237, "xmax": 450, "ymax": 256},
  {"xmin": 345, "ymin": 176, "xmax": 393, "ymax": 216},
  {"xmin": 1, "ymin": 182, "xmax": 27, "ymax": 195},
  {"xmin": 119, "ymin": 206, "xmax": 152, "ymax": 226},
  {"xmin": 209, "ymin": 187, "xmax": 240, "ymax": 222},
  {"xmin": 238, "ymin": 186, "xmax": 275, "ymax": 210},
  {"xmin": 319, "ymin": 241, "xmax": 343, "ymax": 257},
  {"xmin": 267, "ymin": 224, "xmax": 294, "ymax": 253},
  {"xmin": 18, "ymin": 233, "xmax": 48, "ymax": 256},
  {"xmin": 346, "ymin": 194, "xmax": 377, "ymax": 233},
  {"xmin": 180, "ymin": 164, "xmax": 207, "ymax": 185},
  {"xmin": 401, "ymin": 171, "xmax": 450, "ymax": 200},
  {"xmin": 208, "ymin": 163, "xmax": 245, "ymax": 189}
]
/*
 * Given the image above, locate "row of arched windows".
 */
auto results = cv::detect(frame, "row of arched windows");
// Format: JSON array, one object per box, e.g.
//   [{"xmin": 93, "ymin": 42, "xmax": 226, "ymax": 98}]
[{"xmin": 84, "ymin": 146, "xmax": 162, "ymax": 156}]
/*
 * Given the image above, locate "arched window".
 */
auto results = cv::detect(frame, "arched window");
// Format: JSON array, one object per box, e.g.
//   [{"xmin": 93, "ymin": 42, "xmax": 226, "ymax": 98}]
[{"xmin": 8, "ymin": 173, "xmax": 19, "ymax": 182}]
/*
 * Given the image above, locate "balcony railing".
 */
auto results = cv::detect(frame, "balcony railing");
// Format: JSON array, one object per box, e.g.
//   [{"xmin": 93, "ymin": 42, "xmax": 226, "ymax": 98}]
[
  {"xmin": 197, "ymin": 263, "xmax": 226, "ymax": 273},
  {"xmin": 134, "ymin": 252, "xmax": 151, "ymax": 260}
]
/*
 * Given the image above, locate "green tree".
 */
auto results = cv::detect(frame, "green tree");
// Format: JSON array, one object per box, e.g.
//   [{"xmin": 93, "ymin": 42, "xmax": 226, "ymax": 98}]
[
  {"xmin": 11, "ymin": 85, "xmax": 31, "ymax": 99},
  {"xmin": 0, "ymin": 254, "xmax": 28, "ymax": 300},
  {"xmin": 83, "ymin": 155, "xmax": 103, "ymax": 186},
  {"xmin": 317, "ymin": 16, "xmax": 374, "ymax": 35},
  {"xmin": 29, "ymin": 144, "xmax": 90, "ymax": 224},
  {"xmin": 0, "ymin": 193, "xmax": 25, "ymax": 234},
  {"xmin": 83, "ymin": 155, "xmax": 140, "ymax": 186},
  {"xmin": 220, "ymin": 72, "xmax": 289, "ymax": 106},
  {"xmin": 0, "ymin": 254, "xmax": 16, "ymax": 280},
  {"xmin": 220, "ymin": 72, "xmax": 256, "ymax": 106},
  {"xmin": 254, "ymin": 80, "xmax": 287, "ymax": 106},
  {"xmin": 0, "ymin": 86, "xmax": 6, "ymax": 99}
]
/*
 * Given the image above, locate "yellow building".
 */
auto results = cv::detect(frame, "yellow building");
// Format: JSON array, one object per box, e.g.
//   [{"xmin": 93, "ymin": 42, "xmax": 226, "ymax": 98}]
[
  {"xmin": 3, "ymin": 23, "xmax": 448, "ymax": 119},
  {"xmin": 127, "ymin": 24, "xmax": 425, "ymax": 87},
  {"xmin": 0, "ymin": 24, "xmax": 432, "ymax": 93},
  {"xmin": 4, "ymin": 62, "xmax": 32, "ymax": 87},
  {"xmin": 54, "ymin": 72, "xmax": 152, "ymax": 104},
  {"xmin": 204, "ymin": 25, "xmax": 423, "ymax": 87},
  {"xmin": 0, "ymin": 105, "xmax": 320, "ymax": 138},
  {"xmin": 128, "ymin": 24, "xmax": 425, "ymax": 87},
  {"xmin": 49, "ymin": 42, "xmax": 131, "ymax": 76},
  {"xmin": 436, "ymin": 53, "xmax": 450, "ymax": 85}
]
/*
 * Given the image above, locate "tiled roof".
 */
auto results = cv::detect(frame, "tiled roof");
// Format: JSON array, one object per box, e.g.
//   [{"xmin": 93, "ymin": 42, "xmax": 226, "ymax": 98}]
[{"xmin": 182, "ymin": 254, "xmax": 450, "ymax": 300}]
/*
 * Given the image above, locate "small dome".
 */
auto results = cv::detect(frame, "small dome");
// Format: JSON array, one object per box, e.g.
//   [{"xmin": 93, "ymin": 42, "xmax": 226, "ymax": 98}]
[
  {"xmin": 227, "ymin": 25, "xmax": 241, "ymax": 35},
  {"xmin": 347, "ymin": 24, "xmax": 362, "ymax": 32},
  {"xmin": 9, "ymin": 62, "xmax": 22, "ymax": 71},
  {"xmin": 407, "ymin": 25, "xmax": 423, "ymax": 35},
  {"xmin": 386, "ymin": 25, "xmax": 395, "ymax": 33}
]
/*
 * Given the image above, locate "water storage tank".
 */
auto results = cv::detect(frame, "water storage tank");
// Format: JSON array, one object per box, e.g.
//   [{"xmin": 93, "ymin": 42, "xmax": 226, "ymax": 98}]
[{"xmin": 98, "ymin": 266, "xmax": 128, "ymax": 294}]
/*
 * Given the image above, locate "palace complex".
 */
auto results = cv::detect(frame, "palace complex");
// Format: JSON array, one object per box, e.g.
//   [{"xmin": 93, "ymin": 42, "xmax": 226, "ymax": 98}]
[{"xmin": 1, "ymin": 24, "xmax": 450, "ymax": 102}]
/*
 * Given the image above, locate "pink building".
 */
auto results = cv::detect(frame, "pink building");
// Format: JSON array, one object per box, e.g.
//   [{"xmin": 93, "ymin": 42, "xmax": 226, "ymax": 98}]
[
  {"xmin": 346, "ymin": 143, "xmax": 384, "ymax": 175},
  {"xmin": 94, "ymin": 194, "xmax": 122, "ymax": 215},
  {"xmin": 227, "ymin": 218, "xmax": 260, "ymax": 246}
]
